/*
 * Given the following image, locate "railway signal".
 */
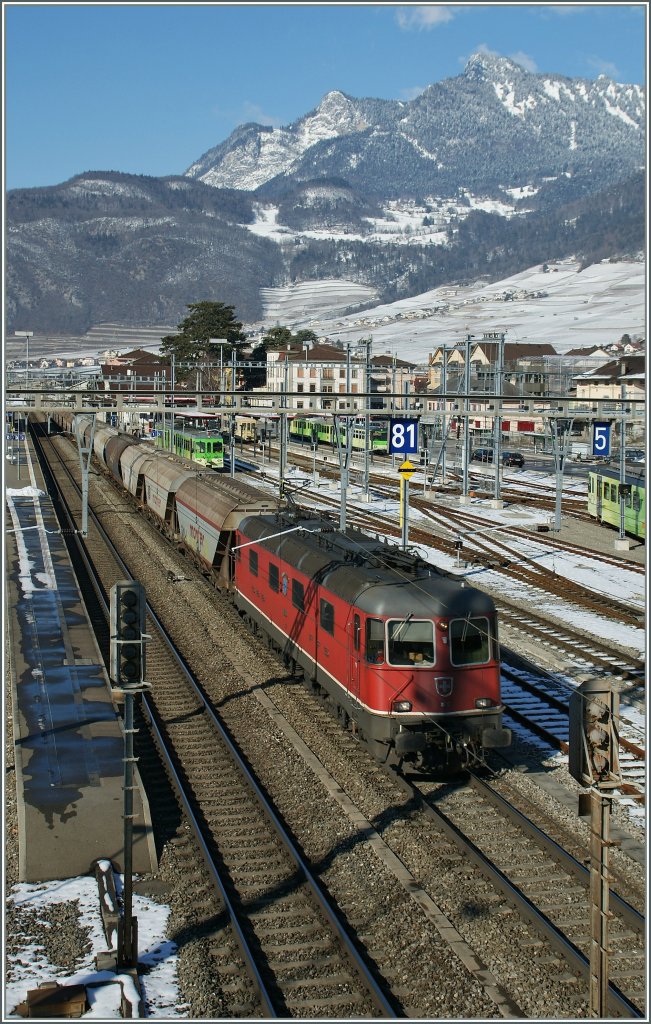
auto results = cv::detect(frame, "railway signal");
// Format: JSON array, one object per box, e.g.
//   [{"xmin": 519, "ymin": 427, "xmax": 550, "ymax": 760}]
[
  {"xmin": 568, "ymin": 680, "xmax": 621, "ymax": 1018},
  {"xmin": 568, "ymin": 680, "xmax": 620, "ymax": 788},
  {"xmin": 109, "ymin": 579, "xmax": 148, "ymax": 970},
  {"xmin": 110, "ymin": 581, "xmax": 146, "ymax": 688}
]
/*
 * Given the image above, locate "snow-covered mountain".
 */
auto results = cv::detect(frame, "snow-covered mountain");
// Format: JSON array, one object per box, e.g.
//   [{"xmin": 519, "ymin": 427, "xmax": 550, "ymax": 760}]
[
  {"xmin": 6, "ymin": 53, "xmax": 645, "ymax": 336},
  {"xmin": 186, "ymin": 53, "xmax": 644, "ymax": 201}
]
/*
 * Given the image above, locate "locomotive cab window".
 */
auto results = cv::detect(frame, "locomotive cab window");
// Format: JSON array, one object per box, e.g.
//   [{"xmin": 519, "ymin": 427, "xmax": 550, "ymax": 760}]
[
  {"xmin": 387, "ymin": 619, "xmax": 435, "ymax": 666},
  {"xmin": 449, "ymin": 616, "xmax": 490, "ymax": 666},
  {"xmin": 269, "ymin": 563, "xmax": 279, "ymax": 592},
  {"xmin": 366, "ymin": 618, "xmax": 385, "ymax": 663},
  {"xmin": 249, "ymin": 550, "xmax": 258, "ymax": 576},
  {"xmin": 320, "ymin": 599, "xmax": 334, "ymax": 635},
  {"xmin": 633, "ymin": 490, "xmax": 641, "ymax": 512},
  {"xmin": 292, "ymin": 579, "xmax": 305, "ymax": 611}
]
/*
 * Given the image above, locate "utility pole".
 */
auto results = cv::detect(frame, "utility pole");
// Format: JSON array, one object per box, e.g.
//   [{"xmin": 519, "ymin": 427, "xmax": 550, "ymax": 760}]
[
  {"xmin": 363, "ymin": 338, "xmax": 372, "ymax": 500},
  {"xmin": 279, "ymin": 359, "xmax": 288, "ymax": 497},
  {"xmin": 74, "ymin": 413, "xmax": 96, "ymax": 537},
  {"xmin": 618, "ymin": 375, "xmax": 628, "ymax": 547},
  {"xmin": 493, "ymin": 333, "xmax": 505, "ymax": 504},
  {"xmin": 462, "ymin": 334, "xmax": 472, "ymax": 501},
  {"xmin": 230, "ymin": 349, "xmax": 236, "ymax": 478},
  {"xmin": 398, "ymin": 458, "xmax": 415, "ymax": 549}
]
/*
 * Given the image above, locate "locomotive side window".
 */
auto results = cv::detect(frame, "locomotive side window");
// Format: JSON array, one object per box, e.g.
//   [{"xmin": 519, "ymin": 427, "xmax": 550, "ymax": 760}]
[
  {"xmin": 366, "ymin": 619, "xmax": 385, "ymax": 663},
  {"xmin": 269, "ymin": 563, "xmax": 279, "ymax": 592},
  {"xmin": 249, "ymin": 550, "xmax": 258, "ymax": 577},
  {"xmin": 449, "ymin": 617, "xmax": 490, "ymax": 666},
  {"xmin": 292, "ymin": 579, "xmax": 305, "ymax": 611},
  {"xmin": 320, "ymin": 599, "xmax": 334, "ymax": 635},
  {"xmin": 633, "ymin": 489, "xmax": 641, "ymax": 512},
  {"xmin": 387, "ymin": 619, "xmax": 435, "ymax": 666}
]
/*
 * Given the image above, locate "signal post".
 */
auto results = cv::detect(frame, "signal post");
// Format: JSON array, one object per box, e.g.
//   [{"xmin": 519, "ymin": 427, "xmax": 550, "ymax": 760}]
[
  {"xmin": 110, "ymin": 580, "xmax": 149, "ymax": 969},
  {"xmin": 569, "ymin": 680, "xmax": 621, "ymax": 1018}
]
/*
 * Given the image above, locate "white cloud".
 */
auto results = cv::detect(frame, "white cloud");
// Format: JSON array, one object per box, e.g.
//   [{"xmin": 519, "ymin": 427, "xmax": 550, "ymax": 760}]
[
  {"xmin": 401, "ymin": 85, "xmax": 429, "ymax": 100},
  {"xmin": 396, "ymin": 5, "xmax": 455, "ymax": 31},
  {"xmin": 241, "ymin": 101, "xmax": 284, "ymax": 127},
  {"xmin": 509, "ymin": 50, "xmax": 538, "ymax": 73},
  {"xmin": 460, "ymin": 44, "xmax": 538, "ymax": 73},
  {"xmin": 476, "ymin": 42, "xmax": 499, "ymax": 58},
  {"xmin": 543, "ymin": 4, "xmax": 588, "ymax": 15},
  {"xmin": 585, "ymin": 56, "xmax": 621, "ymax": 80}
]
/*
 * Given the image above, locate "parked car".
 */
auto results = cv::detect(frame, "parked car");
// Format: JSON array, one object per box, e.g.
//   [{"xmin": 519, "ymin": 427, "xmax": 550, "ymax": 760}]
[
  {"xmin": 502, "ymin": 451, "xmax": 525, "ymax": 467},
  {"xmin": 471, "ymin": 448, "xmax": 494, "ymax": 463},
  {"xmin": 625, "ymin": 449, "xmax": 645, "ymax": 464}
]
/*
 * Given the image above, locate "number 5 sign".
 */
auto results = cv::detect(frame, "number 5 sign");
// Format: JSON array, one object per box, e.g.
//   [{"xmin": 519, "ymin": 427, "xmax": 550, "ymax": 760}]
[
  {"xmin": 389, "ymin": 418, "xmax": 419, "ymax": 455},
  {"xmin": 592, "ymin": 422, "xmax": 611, "ymax": 457}
]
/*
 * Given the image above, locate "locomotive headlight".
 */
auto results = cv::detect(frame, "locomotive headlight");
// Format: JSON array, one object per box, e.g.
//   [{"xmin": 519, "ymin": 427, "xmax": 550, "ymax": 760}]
[
  {"xmin": 475, "ymin": 697, "xmax": 494, "ymax": 709},
  {"xmin": 392, "ymin": 700, "xmax": 412, "ymax": 713}
]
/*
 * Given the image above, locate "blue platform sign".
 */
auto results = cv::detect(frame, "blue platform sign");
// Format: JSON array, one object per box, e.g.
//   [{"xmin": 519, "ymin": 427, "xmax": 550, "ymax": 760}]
[
  {"xmin": 592, "ymin": 422, "xmax": 611, "ymax": 458},
  {"xmin": 150, "ymin": 430, "xmax": 159, "ymax": 438},
  {"xmin": 389, "ymin": 418, "xmax": 419, "ymax": 455}
]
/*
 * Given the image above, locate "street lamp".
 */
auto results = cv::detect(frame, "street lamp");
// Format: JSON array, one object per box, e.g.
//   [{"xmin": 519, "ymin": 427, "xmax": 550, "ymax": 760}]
[{"xmin": 14, "ymin": 331, "xmax": 33, "ymax": 386}]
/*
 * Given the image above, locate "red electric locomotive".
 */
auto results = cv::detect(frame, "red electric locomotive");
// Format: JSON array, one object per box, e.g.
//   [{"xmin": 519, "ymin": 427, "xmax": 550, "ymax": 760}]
[{"xmin": 233, "ymin": 510, "xmax": 511, "ymax": 766}]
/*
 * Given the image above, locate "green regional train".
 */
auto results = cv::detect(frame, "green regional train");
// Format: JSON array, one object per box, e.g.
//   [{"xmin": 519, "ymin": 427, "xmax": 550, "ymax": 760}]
[
  {"xmin": 587, "ymin": 467, "xmax": 645, "ymax": 541},
  {"xmin": 289, "ymin": 417, "xmax": 389, "ymax": 454},
  {"xmin": 156, "ymin": 426, "xmax": 225, "ymax": 469}
]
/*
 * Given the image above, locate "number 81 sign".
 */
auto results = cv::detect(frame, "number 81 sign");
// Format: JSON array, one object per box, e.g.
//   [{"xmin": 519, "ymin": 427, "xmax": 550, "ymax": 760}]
[
  {"xmin": 389, "ymin": 418, "xmax": 419, "ymax": 455},
  {"xmin": 592, "ymin": 422, "xmax": 611, "ymax": 457}
]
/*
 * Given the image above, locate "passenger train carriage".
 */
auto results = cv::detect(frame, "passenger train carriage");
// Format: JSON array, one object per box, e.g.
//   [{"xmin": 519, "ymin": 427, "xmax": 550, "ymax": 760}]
[
  {"xmin": 156, "ymin": 425, "xmax": 225, "ymax": 470},
  {"xmin": 587, "ymin": 466, "xmax": 645, "ymax": 541},
  {"xmin": 289, "ymin": 416, "xmax": 389, "ymax": 454},
  {"xmin": 49, "ymin": 411, "xmax": 511, "ymax": 768}
]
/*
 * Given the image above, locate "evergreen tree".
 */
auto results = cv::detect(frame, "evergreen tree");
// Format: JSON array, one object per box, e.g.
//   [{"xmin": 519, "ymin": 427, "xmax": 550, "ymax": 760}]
[{"xmin": 160, "ymin": 301, "xmax": 246, "ymax": 365}]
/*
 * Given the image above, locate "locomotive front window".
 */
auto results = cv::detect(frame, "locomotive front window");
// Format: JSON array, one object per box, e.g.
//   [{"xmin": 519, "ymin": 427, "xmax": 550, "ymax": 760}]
[
  {"xmin": 387, "ymin": 619, "xmax": 435, "ymax": 666},
  {"xmin": 449, "ymin": 616, "xmax": 490, "ymax": 666}
]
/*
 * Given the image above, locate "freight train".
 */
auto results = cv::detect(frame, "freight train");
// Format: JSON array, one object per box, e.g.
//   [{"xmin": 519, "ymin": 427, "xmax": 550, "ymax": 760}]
[{"xmin": 51, "ymin": 412, "xmax": 511, "ymax": 767}]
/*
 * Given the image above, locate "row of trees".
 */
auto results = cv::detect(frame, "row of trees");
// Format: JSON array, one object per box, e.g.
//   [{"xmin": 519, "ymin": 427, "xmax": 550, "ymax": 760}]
[{"xmin": 159, "ymin": 302, "xmax": 319, "ymax": 389}]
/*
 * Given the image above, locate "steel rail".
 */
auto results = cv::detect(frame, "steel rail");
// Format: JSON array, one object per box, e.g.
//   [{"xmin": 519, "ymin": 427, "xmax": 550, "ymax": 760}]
[
  {"xmin": 388, "ymin": 767, "xmax": 642, "ymax": 1019},
  {"xmin": 33, "ymin": 421, "xmax": 397, "ymax": 1019}
]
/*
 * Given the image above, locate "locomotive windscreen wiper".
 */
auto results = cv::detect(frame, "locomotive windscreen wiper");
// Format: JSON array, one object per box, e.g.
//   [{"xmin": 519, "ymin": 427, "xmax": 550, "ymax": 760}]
[{"xmin": 393, "ymin": 613, "xmax": 413, "ymax": 640}]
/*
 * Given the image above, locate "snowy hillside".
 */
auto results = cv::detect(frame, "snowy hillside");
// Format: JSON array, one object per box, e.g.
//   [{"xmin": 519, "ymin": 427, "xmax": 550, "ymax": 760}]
[{"xmin": 259, "ymin": 258, "xmax": 645, "ymax": 362}]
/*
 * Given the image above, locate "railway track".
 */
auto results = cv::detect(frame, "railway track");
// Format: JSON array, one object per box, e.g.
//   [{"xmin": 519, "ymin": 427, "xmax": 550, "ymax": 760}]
[
  {"xmin": 32, "ymin": 425, "xmax": 396, "ymax": 1019},
  {"xmin": 500, "ymin": 662, "xmax": 645, "ymax": 802},
  {"xmin": 29, "ymin": 421, "xmax": 646, "ymax": 1018},
  {"xmin": 398, "ymin": 768, "xmax": 645, "ymax": 1017}
]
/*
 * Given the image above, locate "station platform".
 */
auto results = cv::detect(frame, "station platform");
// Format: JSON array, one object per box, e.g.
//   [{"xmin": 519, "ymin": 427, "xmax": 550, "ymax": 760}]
[{"xmin": 4, "ymin": 430, "xmax": 156, "ymax": 882}]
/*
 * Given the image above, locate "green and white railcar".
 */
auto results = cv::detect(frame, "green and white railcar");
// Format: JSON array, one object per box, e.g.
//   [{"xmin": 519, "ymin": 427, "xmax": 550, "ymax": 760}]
[
  {"xmin": 156, "ymin": 427, "xmax": 225, "ymax": 470},
  {"xmin": 289, "ymin": 417, "xmax": 388, "ymax": 453},
  {"xmin": 587, "ymin": 467, "xmax": 645, "ymax": 541}
]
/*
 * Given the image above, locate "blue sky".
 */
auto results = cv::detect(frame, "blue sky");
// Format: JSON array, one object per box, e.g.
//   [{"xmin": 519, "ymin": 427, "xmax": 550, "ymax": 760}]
[{"xmin": 4, "ymin": 3, "xmax": 647, "ymax": 191}]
